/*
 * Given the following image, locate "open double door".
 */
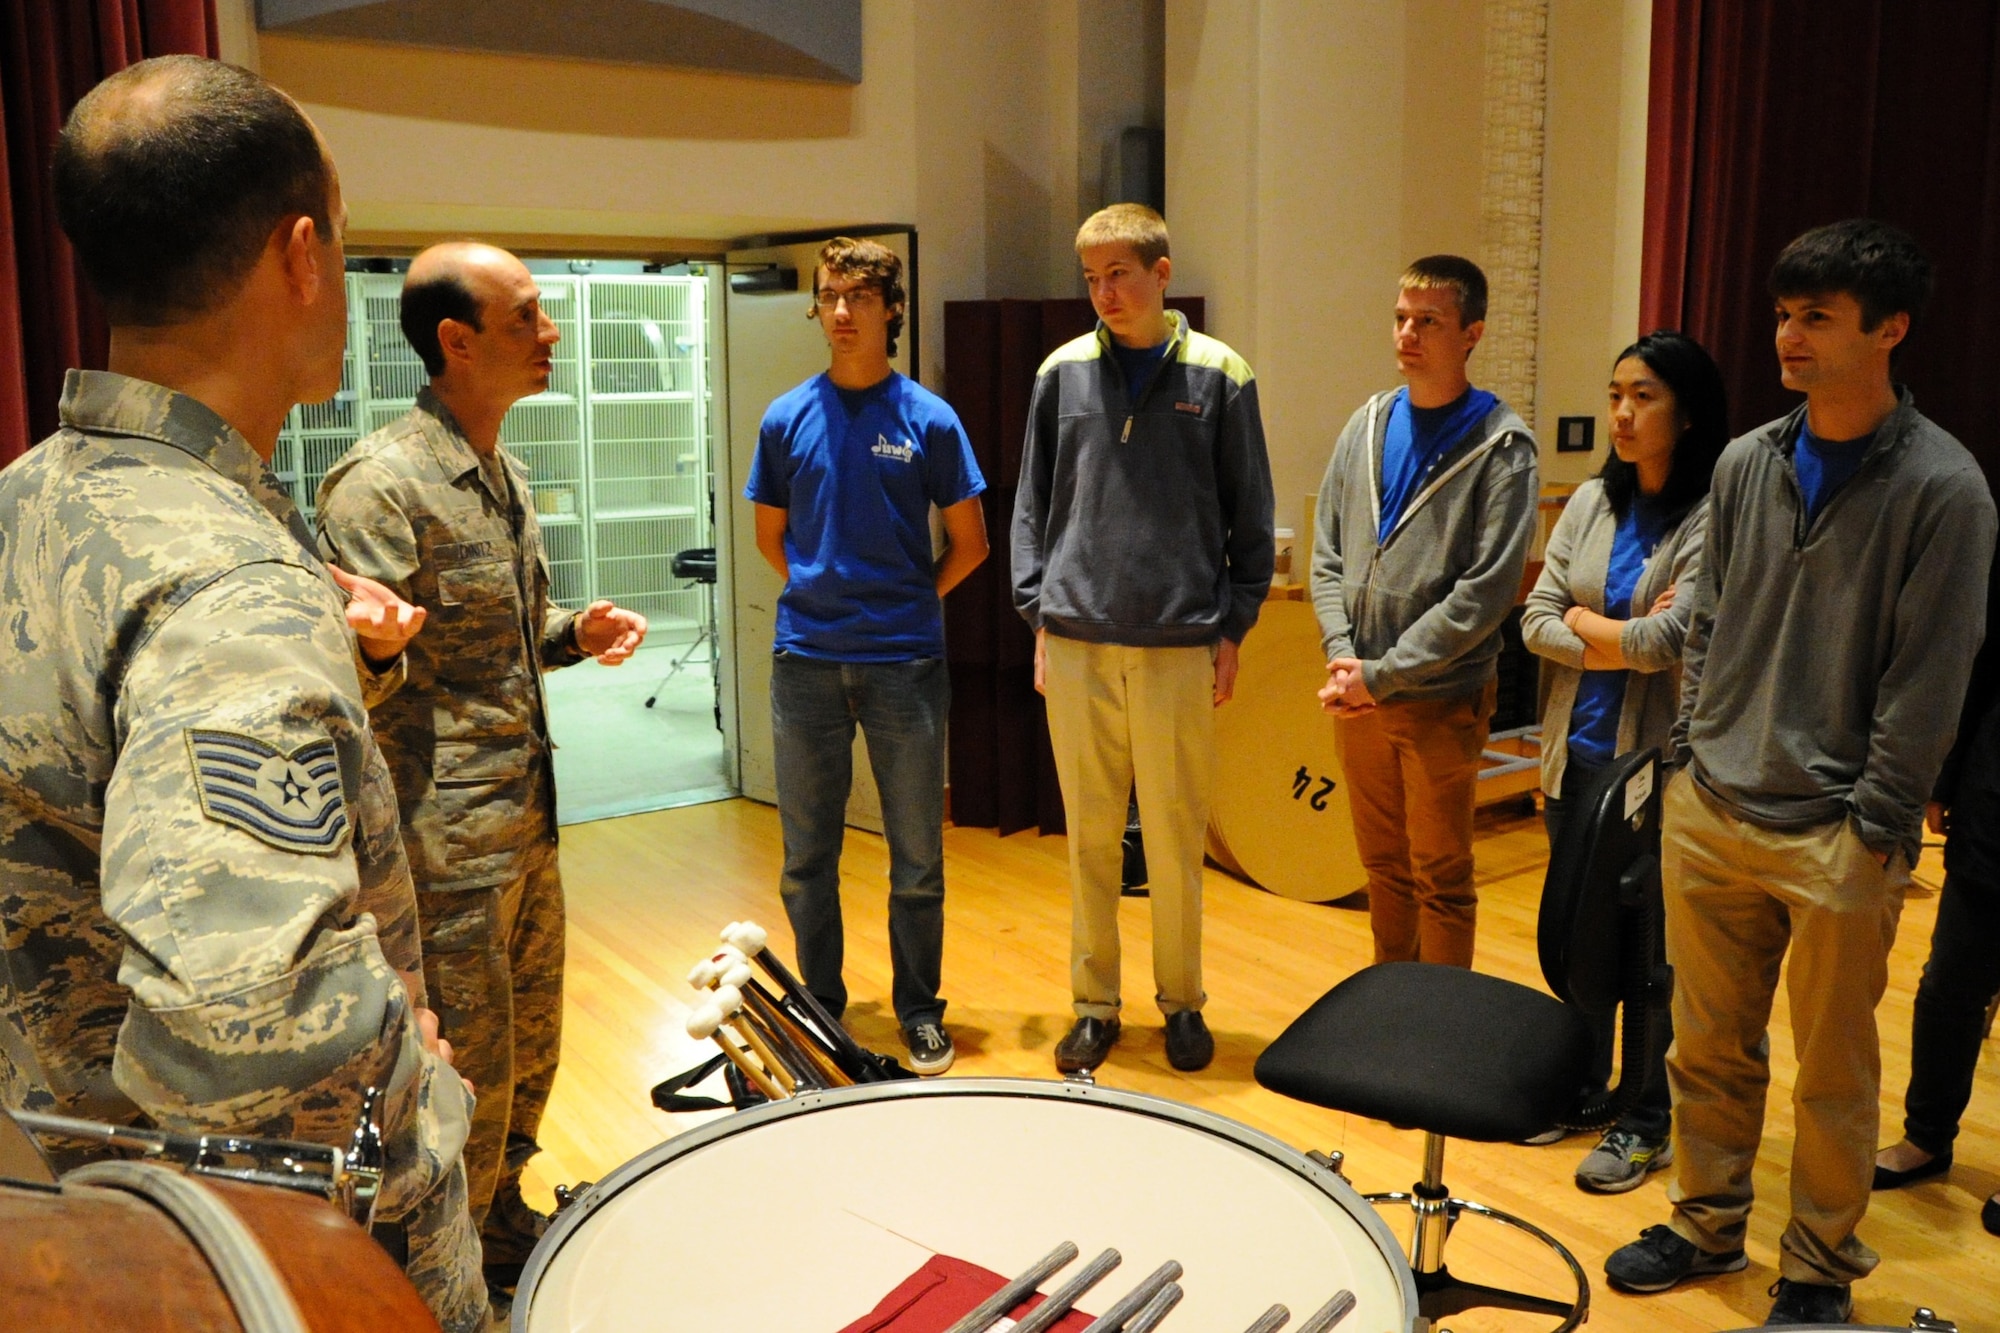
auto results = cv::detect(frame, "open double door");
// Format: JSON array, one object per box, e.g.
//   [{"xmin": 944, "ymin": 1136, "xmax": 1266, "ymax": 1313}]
[{"xmin": 712, "ymin": 226, "xmax": 916, "ymax": 834}]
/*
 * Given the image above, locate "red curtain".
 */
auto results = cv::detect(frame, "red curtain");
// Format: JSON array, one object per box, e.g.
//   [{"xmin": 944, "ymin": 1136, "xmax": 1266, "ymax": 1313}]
[
  {"xmin": 1641, "ymin": 1, "xmax": 2000, "ymax": 479},
  {"xmin": 0, "ymin": 1, "xmax": 217, "ymax": 467}
]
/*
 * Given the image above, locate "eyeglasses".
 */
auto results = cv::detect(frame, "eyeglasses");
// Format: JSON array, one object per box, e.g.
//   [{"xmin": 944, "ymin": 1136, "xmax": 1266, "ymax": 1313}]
[{"xmin": 812, "ymin": 286, "xmax": 882, "ymax": 314}]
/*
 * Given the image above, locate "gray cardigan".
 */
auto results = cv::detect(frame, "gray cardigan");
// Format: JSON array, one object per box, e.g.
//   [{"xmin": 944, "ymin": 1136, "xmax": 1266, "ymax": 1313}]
[
  {"xmin": 1674, "ymin": 391, "xmax": 1997, "ymax": 863},
  {"xmin": 1312, "ymin": 389, "xmax": 1540, "ymax": 701},
  {"xmin": 1522, "ymin": 479, "xmax": 1709, "ymax": 795}
]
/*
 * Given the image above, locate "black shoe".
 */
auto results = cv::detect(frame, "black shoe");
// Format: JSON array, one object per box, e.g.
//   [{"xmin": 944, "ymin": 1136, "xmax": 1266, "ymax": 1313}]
[
  {"xmin": 481, "ymin": 1184, "xmax": 552, "ymax": 1267},
  {"xmin": 1164, "ymin": 1010, "xmax": 1214, "ymax": 1071},
  {"xmin": 1872, "ymin": 1149, "xmax": 1950, "ymax": 1189},
  {"xmin": 1055, "ymin": 1016, "xmax": 1120, "ymax": 1073},
  {"xmin": 1982, "ymin": 1192, "xmax": 2000, "ymax": 1236},
  {"xmin": 904, "ymin": 1022, "xmax": 955, "ymax": 1076},
  {"xmin": 1603, "ymin": 1224, "xmax": 1747, "ymax": 1294},
  {"xmin": 1763, "ymin": 1278, "xmax": 1851, "ymax": 1325}
]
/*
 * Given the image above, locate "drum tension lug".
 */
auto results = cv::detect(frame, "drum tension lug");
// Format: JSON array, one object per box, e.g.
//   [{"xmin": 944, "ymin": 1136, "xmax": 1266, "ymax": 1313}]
[
  {"xmin": 553, "ymin": 1181, "xmax": 594, "ymax": 1212},
  {"xmin": 1307, "ymin": 1149, "xmax": 1347, "ymax": 1181},
  {"xmin": 1062, "ymin": 1070, "xmax": 1097, "ymax": 1087},
  {"xmin": 1912, "ymin": 1310, "xmax": 1959, "ymax": 1333}
]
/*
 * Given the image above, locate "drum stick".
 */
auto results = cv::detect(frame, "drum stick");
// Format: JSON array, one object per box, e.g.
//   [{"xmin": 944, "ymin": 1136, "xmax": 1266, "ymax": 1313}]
[
  {"xmin": 722, "ymin": 921, "xmax": 871, "ymax": 1066},
  {"xmin": 686, "ymin": 1004, "xmax": 786, "ymax": 1102},
  {"xmin": 743, "ymin": 977, "xmax": 851, "ymax": 1080},
  {"xmin": 1009, "ymin": 1248, "xmax": 1121, "ymax": 1333},
  {"xmin": 739, "ymin": 983, "xmax": 846, "ymax": 1089},
  {"xmin": 1122, "ymin": 1283, "xmax": 1184, "ymax": 1333},
  {"xmin": 941, "ymin": 1241, "xmax": 1080, "ymax": 1333},
  {"xmin": 713, "ymin": 986, "xmax": 796, "ymax": 1094},
  {"xmin": 1079, "ymin": 1260, "xmax": 1183, "ymax": 1332},
  {"xmin": 1294, "ymin": 1291, "xmax": 1356, "ymax": 1333},
  {"xmin": 1239, "ymin": 1305, "xmax": 1289, "ymax": 1333}
]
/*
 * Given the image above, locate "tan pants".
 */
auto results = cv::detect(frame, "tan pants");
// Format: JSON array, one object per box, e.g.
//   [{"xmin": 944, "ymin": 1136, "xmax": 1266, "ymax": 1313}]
[
  {"xmin": 1662, "ymin": 771, "xmax": 1908, "ymax": 1285},
  {"xmin": 1336, "ymin": 683, "xmax": 1494, "ymax": 967},
  {"xmin": 1044, "ymin": 636, "xmax": 1215, "ymax": 1019}
]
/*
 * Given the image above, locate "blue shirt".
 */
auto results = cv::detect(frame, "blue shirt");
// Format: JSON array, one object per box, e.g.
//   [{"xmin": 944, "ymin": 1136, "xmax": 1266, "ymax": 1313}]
[
  {"xmin": 1378, "ymin": 386, "xmax": 1499, "ymax": 542},
  {"xmin": 1109, "ymin": 337, "xmax": 1171, "ymax": 404},
  {"xmin": 1794, "ymin": 425, "xmax": 1875, "ymax": 525},
  {"xmin": 1567, "ymin": 499, "xmax": 1669, "ymax": 768},
  {"xmin": 746, "ymin": 372, "xmax": 986, "ymax": 661}
]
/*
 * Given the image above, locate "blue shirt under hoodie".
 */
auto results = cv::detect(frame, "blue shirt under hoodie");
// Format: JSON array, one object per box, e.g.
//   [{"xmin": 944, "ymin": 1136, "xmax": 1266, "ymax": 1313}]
[
  {"xmin": 1378, "ymin": 386, "xmax": 1500, "ymax": 541},
  {"xmin": 746, "ymin": 371, "xmax": 985, "ymax": 662},
  {"xmin": 1794, "ymin": 424, "xmax": 1875, "ymax": 525},
  {"xmin": 1567, "ymin": 497, "xmax": 1670, "ymax": 768}
]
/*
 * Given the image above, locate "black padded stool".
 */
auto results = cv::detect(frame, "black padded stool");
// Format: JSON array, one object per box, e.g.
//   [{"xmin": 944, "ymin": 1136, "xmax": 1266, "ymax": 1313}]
[
  {"xmin": 1255, "ymin": 747, "xmax": 1672, "ymax": 1333},
  {"xmin": 645, "ymin": 546, "xmax": 719, "ymax": 716}
]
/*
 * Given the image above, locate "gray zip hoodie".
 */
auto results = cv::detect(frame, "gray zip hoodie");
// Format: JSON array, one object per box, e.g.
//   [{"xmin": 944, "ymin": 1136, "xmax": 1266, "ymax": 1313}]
[
  {"xmin": 1312, "ymin": 389, "xmax": 1540, "ymax": 701},
  {"xmin": 1673, "ymin": 390, "xmax": 1996, "ymax": 863}
]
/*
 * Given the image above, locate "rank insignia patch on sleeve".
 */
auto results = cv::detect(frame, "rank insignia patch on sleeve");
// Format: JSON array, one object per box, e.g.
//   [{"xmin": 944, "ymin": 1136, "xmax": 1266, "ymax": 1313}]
[{"xmin": 184, "ymin": 729, "xmax": 350, "ymax": 855}]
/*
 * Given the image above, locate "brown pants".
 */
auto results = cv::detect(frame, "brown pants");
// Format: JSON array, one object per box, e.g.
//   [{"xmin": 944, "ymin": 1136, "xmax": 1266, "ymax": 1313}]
[
  {"xmin": 1336, "ymin": 683, "xmax": 1494, "ymax": 967},
  {"xmin": 1662, "ymin": 771, "xmax": 1908, "ymax": 1285},
  {"xmin": 1043, "ymin": 636, "xmax": 1215, "ymax": 1019}
]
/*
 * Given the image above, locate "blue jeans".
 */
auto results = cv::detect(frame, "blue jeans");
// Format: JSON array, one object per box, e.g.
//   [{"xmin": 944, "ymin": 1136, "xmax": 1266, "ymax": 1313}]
[{"xmin": 770, "ymin": 652, "xmax": 950, "ymax": 1029}]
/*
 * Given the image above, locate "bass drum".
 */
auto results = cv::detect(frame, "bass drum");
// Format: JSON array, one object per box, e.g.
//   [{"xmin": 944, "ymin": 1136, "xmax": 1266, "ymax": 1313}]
[
  {"xmin": 0, "ymin": 1160, "xmax": 439, "ymax": 1332},
  {"xmin": 516, "ymin": 1079, "xmax": 1416, "ymax": 1331}
]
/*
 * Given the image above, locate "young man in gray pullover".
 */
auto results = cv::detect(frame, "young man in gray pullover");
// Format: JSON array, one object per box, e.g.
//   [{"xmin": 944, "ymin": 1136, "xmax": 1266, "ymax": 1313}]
[
  {"xmin": 1312, "ymin": 256, "xmax": 1540, "ymax": 968},
  {"xmin": 1012, "ymin": 204, "xmax": 1275, "ymax": 1075},
  {"xmin": 1604, "ymin": 221, "xmax": 1996, "ymax": 1326}
]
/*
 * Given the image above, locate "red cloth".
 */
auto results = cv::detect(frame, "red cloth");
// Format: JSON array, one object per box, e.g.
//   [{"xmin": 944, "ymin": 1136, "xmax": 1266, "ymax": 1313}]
[{"xmin": 839, "ymin": 1254, "xmax": 1098, "ymax": 1333}]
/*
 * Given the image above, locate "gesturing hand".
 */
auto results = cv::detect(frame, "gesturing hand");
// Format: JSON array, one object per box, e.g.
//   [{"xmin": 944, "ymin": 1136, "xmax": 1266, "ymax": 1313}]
[
  {"xmin": 576, "ymin": 600, "xmax": 648, "ymax": 664},
  {"xmin": 328, "ymin": 563, "xmax": 425, "ymax": 664}
]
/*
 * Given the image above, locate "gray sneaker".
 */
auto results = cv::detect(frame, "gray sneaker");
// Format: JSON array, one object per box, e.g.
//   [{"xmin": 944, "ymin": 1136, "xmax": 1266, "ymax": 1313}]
[
  {"xmin": 1576, "ymin": 1127, "xmax": 1674, "ymax": 1193},
  {"xmin": 905, "ymin": 1022, "xmax": 955, "ymax": 1076}
]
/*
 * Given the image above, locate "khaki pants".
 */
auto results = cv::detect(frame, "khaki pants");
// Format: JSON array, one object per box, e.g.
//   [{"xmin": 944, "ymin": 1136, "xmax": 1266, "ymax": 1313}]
[
  {"xmin": 1044, "ymin": 636, "xmax": 1215, "ymax": 1019},
  {"xmin": 1662, "ymin": 771, "xmax": 1908, "ymax": 1285},
  {"xmin": 1336, "ymin": 683, "xmax": 1494, "ymax": 967}
]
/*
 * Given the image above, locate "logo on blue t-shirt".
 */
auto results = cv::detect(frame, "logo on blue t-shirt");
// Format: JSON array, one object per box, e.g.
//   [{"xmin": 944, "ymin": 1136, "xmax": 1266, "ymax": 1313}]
[{"xmin": 871, "ymin": 433, "xmax": 916, "ymax": 464}]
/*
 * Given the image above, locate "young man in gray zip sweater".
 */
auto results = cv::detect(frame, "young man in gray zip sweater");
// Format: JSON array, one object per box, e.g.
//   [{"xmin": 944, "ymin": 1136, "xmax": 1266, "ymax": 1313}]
[
  {"xmin": 1012, "ymin": 204, "xmax": 1275, "ymax": 1075},
  {"xmin": 1604, "ymin": 221, "xmax": 1996, "ymax": 1326},
  {"xmin": 1312, "ymin": 256, "xmax": 1540, "ymax": 969}
]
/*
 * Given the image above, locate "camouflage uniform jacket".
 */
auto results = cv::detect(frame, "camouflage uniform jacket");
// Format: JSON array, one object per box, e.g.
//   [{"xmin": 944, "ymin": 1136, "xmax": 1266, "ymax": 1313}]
[
  {"xmin": 316, "ymin": 389, "xmax": 586, "ymax": 894},
  {"xmin": 0, "ymin": 371, "xmax": 476, "ymax": 1224}
]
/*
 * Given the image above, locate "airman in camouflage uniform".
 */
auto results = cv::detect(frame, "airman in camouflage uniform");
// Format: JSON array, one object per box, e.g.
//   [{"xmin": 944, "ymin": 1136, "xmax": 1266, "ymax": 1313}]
[
  {"xmin": 0, "ymin": 58, "xmax": 486, "ymax": 1331},
  {"xmin": 316, "ymin": 241, "xmax": 648, "ymax": 1282}
]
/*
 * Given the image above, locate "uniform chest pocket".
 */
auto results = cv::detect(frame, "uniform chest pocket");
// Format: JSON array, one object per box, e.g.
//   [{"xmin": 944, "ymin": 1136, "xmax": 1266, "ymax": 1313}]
[{"xmin": 436, "ymin": 558, "xmax": 516, "ymax": 606}]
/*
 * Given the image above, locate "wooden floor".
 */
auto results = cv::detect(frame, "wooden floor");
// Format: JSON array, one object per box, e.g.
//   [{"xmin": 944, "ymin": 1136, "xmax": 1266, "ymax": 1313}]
[{"xmin": 522, "ymin": 798, "xmax": 2000, "ymax": 1332}]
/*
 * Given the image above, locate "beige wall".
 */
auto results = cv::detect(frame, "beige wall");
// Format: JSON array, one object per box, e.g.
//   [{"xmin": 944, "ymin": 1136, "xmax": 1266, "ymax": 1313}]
[
  {"xmin": 1166, "ymin": 0, "xmax": 1649, "ymax": 511},
  {"xmin": 1537, "ymin": 0, "xmax": 1653, "ymax": 485},
  {"xmin": 222, "ymin": 0, "xmax": 1156, "ymax": 395}
]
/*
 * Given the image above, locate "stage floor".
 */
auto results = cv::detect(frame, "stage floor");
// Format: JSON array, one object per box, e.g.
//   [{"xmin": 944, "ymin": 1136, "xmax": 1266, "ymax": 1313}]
[{"xmin": 520, "ymin": 798, "xmax": 2000, "ymax": 1332}]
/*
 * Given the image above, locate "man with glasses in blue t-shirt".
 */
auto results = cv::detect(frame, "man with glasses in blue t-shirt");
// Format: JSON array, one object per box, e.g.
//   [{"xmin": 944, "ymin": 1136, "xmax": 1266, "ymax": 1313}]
[{"xmin": 745, "ymin": 237, "xmax": 988, "ymax": 1075}]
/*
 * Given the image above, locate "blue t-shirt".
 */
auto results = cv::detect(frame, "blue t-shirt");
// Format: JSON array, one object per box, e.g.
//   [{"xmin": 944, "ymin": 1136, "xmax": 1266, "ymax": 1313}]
[
  {"xmin": 1794, "ymin": 425, "xmax": 1875, "ymax": 525},
  {"xmin": 745, "ymin": 372, "xmax": 986, "ymax": 662},
  {"xmin": 1109, "ymin": 337, "xmax": 1171, "ymax": 405},
  {"xmin": 1567, "ymin": 499, "xmax": 1669, "ymax": 768},
  {"xmin": 1378, "ymin": 386, "xmax": 1499, "ymax": 541}
]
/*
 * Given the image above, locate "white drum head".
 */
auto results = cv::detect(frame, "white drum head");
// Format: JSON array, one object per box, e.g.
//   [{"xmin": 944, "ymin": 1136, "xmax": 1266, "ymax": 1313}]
[{"xmin": 518, "ymin": 1079, "xmax": 1414, "ymax": 1332}]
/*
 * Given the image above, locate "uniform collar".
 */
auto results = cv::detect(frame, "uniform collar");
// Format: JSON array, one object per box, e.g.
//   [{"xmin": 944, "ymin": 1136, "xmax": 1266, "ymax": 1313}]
[
  {"xmin": 412, "ymin": 385, "xmax": 519, "ymax": 505},
  {"xmin": 58, "ymin": 369, "xmax": 315, "ymax": 551}
]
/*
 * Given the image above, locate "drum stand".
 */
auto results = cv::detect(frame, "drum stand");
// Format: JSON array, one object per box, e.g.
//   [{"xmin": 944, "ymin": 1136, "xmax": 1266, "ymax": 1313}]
[{"xmin": 1322, "ymin": 1137, "xmax": 1588, "ymax": 1333}]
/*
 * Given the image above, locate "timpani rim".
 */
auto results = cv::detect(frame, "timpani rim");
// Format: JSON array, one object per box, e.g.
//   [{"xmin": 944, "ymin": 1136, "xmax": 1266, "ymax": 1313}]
[{"xmin": 510, "ymin": 1077, "xmax": 1419, "ymax": 1331}]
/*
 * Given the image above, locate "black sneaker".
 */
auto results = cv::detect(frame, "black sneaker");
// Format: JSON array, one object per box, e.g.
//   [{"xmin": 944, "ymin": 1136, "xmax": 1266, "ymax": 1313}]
[
  {"xmin": 1164, "ymin": 1010, "xmax": 1214, "ymax": 1071},
  {"xmin": 1604, "ymin": 1224, "xmax": 1747, "ymax": 1293},
  {"xmin": 1763, "ymin": 1278, "xmax": 1851, "ymax": 1325},
  {"xmin": 904, "ymin": 1022, "xmax": 955, "ymax": 1076},
  {"xmin": 1055, "ymin": 1016, "xmax": 1120, "ymax": 1073}
]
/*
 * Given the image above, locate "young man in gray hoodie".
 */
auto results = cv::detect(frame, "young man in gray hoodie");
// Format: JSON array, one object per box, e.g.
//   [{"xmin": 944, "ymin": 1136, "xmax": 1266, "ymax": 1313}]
[
  {"xmin": 1312, "ymin": 256, "xmax": 1540, "ymax": 968},
  {"xmin": 1603, "ymin": 221, "xmax": 1996, "ymax": 1325}
]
